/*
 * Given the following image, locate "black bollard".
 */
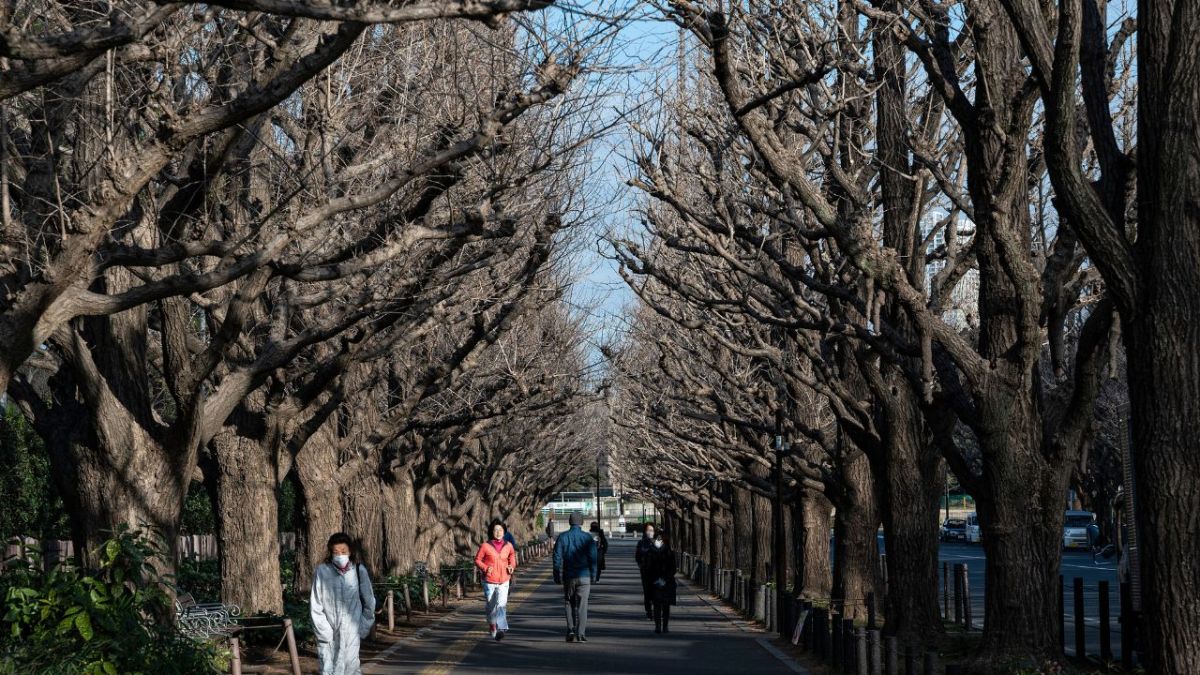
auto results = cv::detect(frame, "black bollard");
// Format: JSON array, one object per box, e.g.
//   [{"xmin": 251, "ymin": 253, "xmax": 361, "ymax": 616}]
[
  {"xmin": 832, "ymin": 613, "xmax": 843, "ymax": 669},
  {"xmin": 1059, "ymin": 574, "xmax": 1066, "ymax": 653},
  {"xmin": 867, "ymin": 592, "xmax": 877, "ymax": 630},
  {"xmin": 1099, "ymin": 580, "xmax": 1112, "ymax": 661},
  {"xmin": 953, "ymin": 564, "xmax": 963, "ymax": 625},
  {"xmin": 942, "ymin": 562, "xmax": 949, "ymax": 618},
  {"xmin": 855, "ymin": 628, "xmax": 868, "ymax": 675},
  {"xmin": 868, "ymin": 629, "xmax": 881, "ymax": 675},
  {"xmin": 1074, "ymin": 576, "xmax": 1086, "ymax": 657},
  {"xmin": 842, "ymin": 619, "xmax": 855, "ymax": 672},
  {"xmin": 883, "ymin": 635, "xmax": 898, "ymax": 675},
  {"xmin": 904, "ymin": 645, "xmax": 917, "ymax": 675}
]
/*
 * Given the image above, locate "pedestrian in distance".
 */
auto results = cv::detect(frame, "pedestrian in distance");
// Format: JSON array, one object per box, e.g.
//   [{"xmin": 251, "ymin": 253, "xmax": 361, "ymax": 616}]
[
  {"xmin": 644, "ymin": 531, "xmax": 677, "ymax": 634},
  {"xmin": 553, "ymin": 512, "xmax": 598, "ymax": 642},
  {"xmin": 635, "ymin": 523, "xmax": 658, "ymax": 619},
  {"xmin": 475, "ymin": 519, "xmax": 517, "ymax": 641},
  {"xmin": 310, "ymin": 533, "xmax": 376, "ymax": 675},
  {"xmin": 590, "ymin": 521, "xmax": 608, "ymax": 582},
  {"xmin": 545, "ymin": 516, "xmax": 556, "ymax": 542}
]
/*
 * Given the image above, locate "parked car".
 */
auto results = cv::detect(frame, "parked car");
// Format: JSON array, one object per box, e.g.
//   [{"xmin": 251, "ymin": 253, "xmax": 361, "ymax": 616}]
[
  {"xmin": 1062, "ymin": 510, "xmax": 1096, "ymax": 550},
  {"xmin": 965, "ymin": 512, "xmax": 982, "ymax": 543},
  {"xmin": 940, "ymin": 518, "xmax": 967, "ymax": 542}
]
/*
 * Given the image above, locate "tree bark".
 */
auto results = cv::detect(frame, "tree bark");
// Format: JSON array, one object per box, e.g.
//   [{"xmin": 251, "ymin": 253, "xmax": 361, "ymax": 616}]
[
  {"xmin": 832, "ymin": 449, "xmax": 880, "ymax": 620},
  {"xmin": 293, "ymin": 423, "xmax": 342, "ymax": 593},
  {"xmin": 1127, "ymin": 1, "xmax": 1200, "ymax": 670},
  {"xmin": 794, "ymin": 487, "xmax": 832, "ymax": 600},
  {"xmin": 212, "ymin": 428, "xmax": 283, "ymax": 614}
]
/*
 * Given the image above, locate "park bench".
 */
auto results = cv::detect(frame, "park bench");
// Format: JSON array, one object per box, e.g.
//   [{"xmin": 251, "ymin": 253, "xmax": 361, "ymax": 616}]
[
  {"xmin": 175, "ymin": 592, "xmax": 242, "ymax": 641},
  {"xmin": 175, "ymin": 592, "xmax": 302, "ymax": 675}
]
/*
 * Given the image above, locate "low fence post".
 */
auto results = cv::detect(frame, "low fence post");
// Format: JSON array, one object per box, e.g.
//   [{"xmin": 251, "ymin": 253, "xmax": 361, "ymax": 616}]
[
  {"xmin": 386, "ymin": 591, "xmax": 395, "ymax": 631},
  {"xmin": 922, "ymin": 650, "xmax": 936, "ymax": 675},
  {"xmin": 1074, "ymin": 576, "xmax": 1085, "ymax": 658},
  {"xmin": 942, "ymin": 562, "xmax": 949, "ymax": 619},
  {"xmin": 867, "ymin": 629, "xmax": 881, "ymax": 675},
  {"xmin": 961, "ymin": 565, "xmax": 972, "ymax": 630},
  {"xmin": 283, "ymin": 618, "xmax": 302, "ymax": 675},
  {"xmin": 229, "ymin": 636, "xmax": 243, "ymax": 675},
  {"xmin": 953, "ymin": 564, "xmax": 963, "ymax": 625},
  {"xmin": 883, "ymin": 634, "xmax": 898, "ymax": 675},
  {"xmin": 402, "ymin": 584, "xmax": 413, "ymax": 622},
  {"xmin": 904, "ymin": 645, "xmax": 917, "ymax": 675},
  {"xmin": 1059, "ymin": 574, "xmax": 1066, "ymax": 654},
  {"xmin": 1099, "ymin": 580, "xmax": 1112, "ymax": 661},
  {"xmin": 831, "ymin": 612, "xmax": 843, "ymax": 669},
  {"xmin": 867, "ymin": 592, "xmax": 876, "ymax": 630},
  {"xmin": 855, "ymin": 627, "xmax": 867, "ymax": 675},
  {"xmin": 842, "ymin": 618, "xmax": 855, "ymax": 672},
  {"xmin": 1120, "ymin": 581, "xmax": 1133, "ymax": 669}
]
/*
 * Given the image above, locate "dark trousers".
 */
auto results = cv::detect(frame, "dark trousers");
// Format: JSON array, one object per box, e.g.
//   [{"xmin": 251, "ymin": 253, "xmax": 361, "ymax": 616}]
[
  {"xmin": 563, "ymin": 577, "xmax": 591, "ymax": 637},
  {"xmin": 653, "ymin": 599, "xmax": 671, "ymax": 632},
  {"xmin": 640, "ymin": 575, "xmax": 654, "ymax": 615}
]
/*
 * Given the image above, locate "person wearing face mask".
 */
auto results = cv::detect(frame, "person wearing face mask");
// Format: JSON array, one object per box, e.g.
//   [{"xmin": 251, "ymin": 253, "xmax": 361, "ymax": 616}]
[
  {"xmin": 310, "ymin": 533, "xmax": 376, "ymax": 675},
  {"xmin": 644, "ymin": 531, "xmax": 677, "ymax": 634},
  {"xmin": 635, "ymin": 523, "xmax": 659, "ymax": 618},
  {"xmin": 474, "ymin": 519, "xmax": 518, "ymax": 641}
]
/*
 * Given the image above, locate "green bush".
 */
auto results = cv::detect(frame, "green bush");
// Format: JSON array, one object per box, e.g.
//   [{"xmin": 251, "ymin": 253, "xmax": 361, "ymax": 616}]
[
  {"xmin": 0, "ymin": 527, "xmax": 220, "ymax": 675},
  {"xmin": 175, "ymin": 558, "xmax": 221, "ymax": 604}
]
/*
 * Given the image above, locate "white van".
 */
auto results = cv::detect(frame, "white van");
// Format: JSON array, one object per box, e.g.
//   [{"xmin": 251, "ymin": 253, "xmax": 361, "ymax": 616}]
[{"xmin": 965, "ymin": 512, "xmax": 981, "ymax": 543}]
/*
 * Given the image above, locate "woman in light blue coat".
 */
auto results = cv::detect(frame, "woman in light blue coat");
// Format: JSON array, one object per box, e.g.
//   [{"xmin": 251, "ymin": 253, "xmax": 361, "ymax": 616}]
[{"xmin": 311, "ymin": 533, "xmax": 376, "ymax": 675}]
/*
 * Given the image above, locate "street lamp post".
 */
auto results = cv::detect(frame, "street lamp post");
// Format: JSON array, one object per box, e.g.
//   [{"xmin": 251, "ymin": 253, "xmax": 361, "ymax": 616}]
[{"xmin": 773, "ymin": 413, "xmax": 789, "ymax": 638}]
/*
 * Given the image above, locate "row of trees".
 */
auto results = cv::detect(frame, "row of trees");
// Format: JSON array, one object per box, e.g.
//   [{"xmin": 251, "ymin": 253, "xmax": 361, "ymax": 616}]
[
  {"xmin": 608, "ymin": 0, "xmax": 1196, "ymax": 672},
  {"xmin": 1, "ymin": 0, "xmax": 612, "ymax": 615}
]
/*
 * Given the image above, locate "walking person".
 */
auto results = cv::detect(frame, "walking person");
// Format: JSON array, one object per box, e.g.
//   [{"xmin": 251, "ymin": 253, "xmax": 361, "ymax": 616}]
[
  {"xmin": 553, "ymin": 512, "xmax": 598, "ymax": 642},
  {"xmin": 635, "ymin": 523, "xmax": 658, "ymax": 618},
  {"xmin": 310, "ymin": 533, "xmax": 376, "ymax": 675},
  {"xmin": 474, "ymin": 519, "xmax": 517, "ymax": 641},
  {"xmin": 644, "ymin": 531, "xmax": 677, "ymax": 634},
  {"xmin": 590, "ymin": 521, "xmax": 609, "ymax": 582},
  {"xmin": 545, "ymin": 516, "xmax": 556, "ymax": 541}
]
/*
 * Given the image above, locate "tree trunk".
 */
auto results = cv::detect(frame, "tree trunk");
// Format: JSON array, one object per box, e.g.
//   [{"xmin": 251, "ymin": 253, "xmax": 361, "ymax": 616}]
[
  {"xmin": 293, "ymin": 424, "xmax": 342, "ymax": 593},
  {"xmin": 832, "ymin": 450, "xmax": 880, "ymax": 620},
  {"xmin": 212, "ymin": 429, "xmax": 283, "ymax": 614},
  {"xmin": 971, "ymin": 426, "xmax": 1069, "ymax": 658},
  {"xmin": 873, "ymin": 389, "xmax": 944, "ymax": 645},
  {"xmin": 1128, "ymin": 2, "xmax": 1200, "ymax": 669},
  {"xmin": 794, "ymin": 488, "xmax": 832, "ymax": 600}
]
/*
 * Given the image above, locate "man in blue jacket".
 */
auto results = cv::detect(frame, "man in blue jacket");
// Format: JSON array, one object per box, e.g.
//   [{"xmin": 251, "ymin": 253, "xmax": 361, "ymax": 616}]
[{"xmin": 553, "ymin": 512, "xmax": 598, "ymax": 642}]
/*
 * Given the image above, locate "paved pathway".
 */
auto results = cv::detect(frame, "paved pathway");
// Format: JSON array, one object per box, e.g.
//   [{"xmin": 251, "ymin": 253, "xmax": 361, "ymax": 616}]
[{"xmin": 366, "ymin": 539, "xmax": 803, "ymax": 674}]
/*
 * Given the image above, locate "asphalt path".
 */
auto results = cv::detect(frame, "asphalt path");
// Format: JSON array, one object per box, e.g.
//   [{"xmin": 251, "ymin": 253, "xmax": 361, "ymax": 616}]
[{"xmin": 367, "ymin": 538, "xmax": 802, "ymax": 674}]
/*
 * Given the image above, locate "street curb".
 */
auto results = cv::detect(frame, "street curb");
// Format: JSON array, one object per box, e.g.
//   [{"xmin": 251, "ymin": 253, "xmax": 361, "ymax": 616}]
[{"xmin": 679, "ymin": 576, "xmax": 811, "ymax": 674}]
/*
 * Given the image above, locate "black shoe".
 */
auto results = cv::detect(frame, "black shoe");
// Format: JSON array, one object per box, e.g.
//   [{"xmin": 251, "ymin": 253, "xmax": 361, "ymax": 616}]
[
  {"xmin": 495, "ymin": 630, "xmax": 504, "ymax": 642},
  {"xmin": 577, "ymin": 636, "xmax": 588, "ymax": 642},
  {"xmin": 566, "ymin": 633, "xmax": 576, "ymax": 642}
]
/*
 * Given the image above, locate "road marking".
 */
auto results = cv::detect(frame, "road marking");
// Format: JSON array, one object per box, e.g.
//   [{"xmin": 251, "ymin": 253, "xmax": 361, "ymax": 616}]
[{"xmin": 418, "ymin": 564, "xmax": 554, "ymax": 675}]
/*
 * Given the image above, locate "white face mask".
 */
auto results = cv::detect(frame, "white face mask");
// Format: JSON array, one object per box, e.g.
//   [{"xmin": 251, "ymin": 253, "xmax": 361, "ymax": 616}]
[
  {"xmin": 644, "ymin": 531, "xmax": 655, "ymax": 540},
  {"xmin": 654, "ymin": 540, "xmax": 664, "ymax": 549},
  {"xmin": 332, "ymin": 554, "xmax": 350, "ymax": 566}
]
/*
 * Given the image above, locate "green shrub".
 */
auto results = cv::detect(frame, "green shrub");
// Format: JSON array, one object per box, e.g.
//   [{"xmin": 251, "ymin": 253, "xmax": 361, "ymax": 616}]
[
  {"xmin": 175, "ymin": 558, "xmax": 221, "ymax": 604},
  {"xmin": 0, "ymin": 527, "xmax": 220, "ymax": 675}
]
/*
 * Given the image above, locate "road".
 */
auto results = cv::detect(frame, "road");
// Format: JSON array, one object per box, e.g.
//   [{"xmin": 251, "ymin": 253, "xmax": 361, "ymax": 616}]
[
  {"xmin": 366, "ymin": 539, "xmax": 802, "ymax": 674},
  {"xmin": 935, "ymin": 541, "xmax": 1123, "ymax": 660}
]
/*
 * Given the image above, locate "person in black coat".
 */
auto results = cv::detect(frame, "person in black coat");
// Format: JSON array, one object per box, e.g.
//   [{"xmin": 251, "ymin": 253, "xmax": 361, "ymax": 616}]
[
  {"xmin": 634, "ymin": 523, "xmax": 659, "ymax": 618},
  {"xmin": 590, "ymin": 522, "xmax": 609, "ymax": 581},
  {"xmin": 644, "ymin": 531, "xmax": 676, "ymax": 634}
]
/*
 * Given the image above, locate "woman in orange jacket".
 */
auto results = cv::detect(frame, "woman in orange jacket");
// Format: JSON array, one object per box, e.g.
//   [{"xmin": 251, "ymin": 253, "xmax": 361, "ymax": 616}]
[{"xmin": 474, "ymin": 519, "xmax": 517, "ymax": 641}]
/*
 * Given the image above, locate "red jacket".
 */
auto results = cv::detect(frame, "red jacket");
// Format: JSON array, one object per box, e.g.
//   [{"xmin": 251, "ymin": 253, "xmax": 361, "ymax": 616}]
[{"xmin": 474, "ymin": 540, "xmax": 517, "ymax": 584}]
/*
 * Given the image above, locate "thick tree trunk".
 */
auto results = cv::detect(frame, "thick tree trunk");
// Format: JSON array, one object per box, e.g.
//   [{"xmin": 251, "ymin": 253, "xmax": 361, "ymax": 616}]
[
  {"xmin": 212, "ymin": 429, "xmax": 283, "ymax": 614},
  {"xmin": 832, "ymin": 451, "xmax": 880, "ymax": 620},
  {"xmin": 751, "ymin": 464, "xmax": 772, "ymax": 586},
  {"xmin": 733, "ymin": 484, "xmax": 752, "ymax": 573},
  {"xmin": 972, "ymin": 428, "xmax": 1069, "ymax": 659},
  {"xmin": 794, "ymin": 488, "xmax": 832, "ymax": 600},
  {"xmin": 1129, "ymin": 3, "xmax": 1200, "ymax": 669},
  {"xmin": 873, "ymin": 390, "xmax": 944, "ymax": 645},
  {"xmin": 293, "ymin": 425, "xmax": 342, "ymax": 593}
]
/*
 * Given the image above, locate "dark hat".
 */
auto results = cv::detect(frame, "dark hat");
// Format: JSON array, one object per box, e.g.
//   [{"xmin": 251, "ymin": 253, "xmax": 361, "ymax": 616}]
[{"xmin": 569, "ymin": 512, "xmax": 583, "ymax": 526}]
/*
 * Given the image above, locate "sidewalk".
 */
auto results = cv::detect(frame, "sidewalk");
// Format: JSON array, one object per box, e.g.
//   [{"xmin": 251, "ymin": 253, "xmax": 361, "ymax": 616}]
[{"xmin": 365, "ymin": 539, "xmax": 806, "ymax": 674}]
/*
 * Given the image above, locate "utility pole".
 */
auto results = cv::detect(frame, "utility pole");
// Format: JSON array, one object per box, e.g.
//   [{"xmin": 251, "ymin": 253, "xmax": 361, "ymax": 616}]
[{"xmin": 773, "ymin": 408, "xmax": 788, "ymax": 638}]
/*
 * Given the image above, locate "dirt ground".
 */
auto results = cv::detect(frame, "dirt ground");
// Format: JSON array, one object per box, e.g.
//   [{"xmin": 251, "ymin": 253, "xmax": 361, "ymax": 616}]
[{"xmin": 240, "ymin": 594, "xmax": 479, "ymax": 674}]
